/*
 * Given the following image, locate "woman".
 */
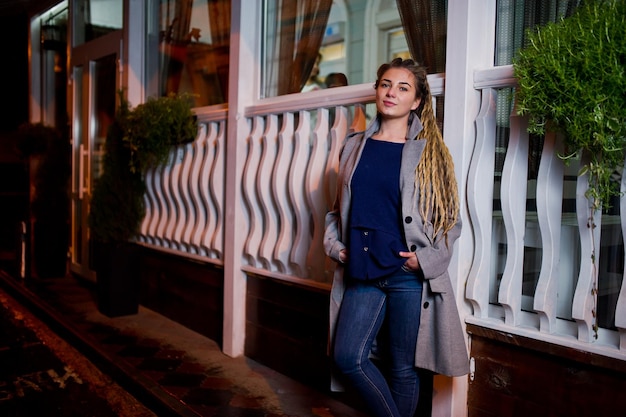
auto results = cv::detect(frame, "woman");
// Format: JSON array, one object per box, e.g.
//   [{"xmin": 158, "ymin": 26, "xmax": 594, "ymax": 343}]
[{"xmin": 324, "ymin": 58, "xmax": 469, "ymax": 417}]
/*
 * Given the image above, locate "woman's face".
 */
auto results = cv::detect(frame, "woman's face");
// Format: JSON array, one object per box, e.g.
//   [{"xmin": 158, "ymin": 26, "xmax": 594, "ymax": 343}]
[{"xmin": 375, "ymin": 67, "xmax": 421, "ymax": 120}]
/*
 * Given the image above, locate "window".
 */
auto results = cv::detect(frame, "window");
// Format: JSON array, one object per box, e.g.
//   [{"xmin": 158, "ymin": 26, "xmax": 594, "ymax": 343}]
[
  {"xmin": 72, "ymin": 0, "xmax": 123, "ymax": 47},
  {"xmin": 149, "ymin": 0, "xmax": 231, "ymax": 107}
]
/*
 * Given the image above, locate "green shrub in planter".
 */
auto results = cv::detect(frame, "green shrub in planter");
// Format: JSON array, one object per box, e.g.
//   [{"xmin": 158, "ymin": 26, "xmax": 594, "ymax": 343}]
[
  {"xmin": 124, "ymin": 92, "xmax": 198, "ymax": 174},
  {"xmin": 514, "ymin": 0, "xmax": 626, "ymax": 209},
  {"xmin": 88, "ymin": 92, "xmax": 197, "ymax": 317},
  {"xmin": 89, "ymin": 92, "xmax": 197, "ymax": 244}
]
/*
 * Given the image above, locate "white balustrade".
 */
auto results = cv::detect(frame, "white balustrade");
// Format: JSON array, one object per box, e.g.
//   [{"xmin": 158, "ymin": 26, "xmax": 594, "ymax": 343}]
[
  {"xmin": 136, "ymin": 69, "xmax": 626, "ymax": 361},
  {"xmin": 467, "ymin": 65, "xmax": 626, "ymax": 361}
]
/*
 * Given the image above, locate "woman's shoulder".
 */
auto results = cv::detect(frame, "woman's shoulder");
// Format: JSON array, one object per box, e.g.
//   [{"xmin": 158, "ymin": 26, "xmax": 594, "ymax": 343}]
[{"xmin": 338, "ymin": 131, "xmax": 365, "ymax": 160}]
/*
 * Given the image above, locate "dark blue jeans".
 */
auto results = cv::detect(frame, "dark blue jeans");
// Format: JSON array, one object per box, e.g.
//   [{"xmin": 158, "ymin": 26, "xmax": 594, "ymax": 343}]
[{"xmin": 333, "ymin": 269, "xmax": 423, "ymax": 417}]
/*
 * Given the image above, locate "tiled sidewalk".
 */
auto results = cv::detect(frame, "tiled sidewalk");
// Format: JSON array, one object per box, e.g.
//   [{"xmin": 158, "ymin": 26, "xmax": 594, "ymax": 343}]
[{"xmin": 0, "ymin": 271, "xmax": 366, "ymax": 417}]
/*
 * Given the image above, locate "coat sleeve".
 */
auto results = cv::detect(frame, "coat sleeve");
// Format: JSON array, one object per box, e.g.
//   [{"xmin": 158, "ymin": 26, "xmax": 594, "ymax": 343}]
[
  {"xmin": 415, "ymin": 219, "xmax": 462, "ymax": 284},
  {"xmin": 324, "ymin": 205, "xmax": 346, "ymax": 262}
]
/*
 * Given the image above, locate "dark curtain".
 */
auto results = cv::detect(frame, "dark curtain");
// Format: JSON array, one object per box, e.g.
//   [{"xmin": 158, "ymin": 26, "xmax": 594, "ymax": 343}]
[
  {"xmin": 274, "ymin": 0, "xmax": 332, "ymax": 95},
  {"xmin": 207, "ymin": 0, "xmax": 230, "ymax": 45},
  {"xmin": 206, "ymin": 0, "xmax": 231, "ymax": 103},
  {"xmin": 396, "ymin": 0, "xmax": 448, "ymax": 73}
]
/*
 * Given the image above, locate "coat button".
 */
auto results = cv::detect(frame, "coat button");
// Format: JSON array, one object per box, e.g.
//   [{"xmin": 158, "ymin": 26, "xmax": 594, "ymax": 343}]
[
  {"xmin": 405, "ymin": 216, "xmax": 413, "ymax": 223},
  {"xmin": 423, "ymin": 301, "xmax": 429, "ymax": 309},
  {"xmin": 410, "ymin": 244, "xmax": 417, "ymax": 251}
]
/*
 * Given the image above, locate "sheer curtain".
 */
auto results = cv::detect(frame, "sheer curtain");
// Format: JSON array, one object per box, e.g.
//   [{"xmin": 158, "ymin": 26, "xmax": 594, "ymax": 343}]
[
  {"xmin": 396, "ymin": 0, "xmax": 448, "ymax": 73},
  {"xmin": 495, "ymin": 0, "xmax": 580, "ymax": 66},
  {"xmin": 494, "ymin": 0, "xmax": 581, "ymax": 178},
  {"xmin": 264, "ymin": 0, "xmax": 332, "ymax": 97}
]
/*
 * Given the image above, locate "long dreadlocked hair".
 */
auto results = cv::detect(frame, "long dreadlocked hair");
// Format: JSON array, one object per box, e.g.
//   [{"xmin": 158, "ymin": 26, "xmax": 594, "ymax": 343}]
[{"xmin": 376, "ymin": 58, "xmax": 459, "ymax": 240}]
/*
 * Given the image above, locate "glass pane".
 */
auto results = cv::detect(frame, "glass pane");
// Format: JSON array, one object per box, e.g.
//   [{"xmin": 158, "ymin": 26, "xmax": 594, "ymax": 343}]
[
  {"xmin": 39, "ymin": 2, "xmax": 69, "ymax": 127},
  {"xmin": 597, "ymin": 209, "xmax": 623, "ymax": 330},
  {"xmin": 261, "ymin": 0, "xmax": 447, "ymax": 97},
  {"xmin": 494, "ymin": 0, "xmax": 581, "ymax": 66},
  {"xmin": 72, "ymin": 66, "xmax": 84, "ymax": 263},
  {"xmin": 92, "ymin": 54, "xmax": 117, "ymax": 182},
  {"xmin": 73, "ymin": 0, "xmax": 123, "ymax": 47},
  {"xmin": 151, "ymin": 0, "xmax": 231, "ymax": 107}
]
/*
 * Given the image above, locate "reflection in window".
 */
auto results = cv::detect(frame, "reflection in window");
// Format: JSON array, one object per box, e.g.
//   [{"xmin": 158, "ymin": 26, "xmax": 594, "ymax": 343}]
[
  {"xmin": 39, "ymin": 2, "xmax": 69, "ymax": 128},
  {"xmin": 72, "ymin": 0, "xmax": 123, "ymax": 46},
  {"xmin": 157, "ymin": 0, "xmax": 230, "ymax": 107},
  {"xmin": 263, "ymin": 0, "xmax": 332, "ymax": 98}
]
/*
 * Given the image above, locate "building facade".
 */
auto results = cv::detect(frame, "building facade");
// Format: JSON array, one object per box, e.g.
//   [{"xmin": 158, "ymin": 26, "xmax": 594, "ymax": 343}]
[{"xmin": 25, "ymin": 1, "xmax": 626, "ymax": 415}]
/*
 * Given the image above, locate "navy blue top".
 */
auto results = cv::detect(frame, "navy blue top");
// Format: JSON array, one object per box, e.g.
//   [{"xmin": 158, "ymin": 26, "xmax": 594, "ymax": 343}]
[{"xmin": 348, "ymin": 138, "xmax": 408, "ymax": 280}]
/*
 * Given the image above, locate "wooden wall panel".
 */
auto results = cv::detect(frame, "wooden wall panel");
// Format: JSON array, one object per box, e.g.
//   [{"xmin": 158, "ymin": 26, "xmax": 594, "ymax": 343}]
[
  {"xmin": 468, "ymin": 324, "xmax": 626, "ymax": 417},
  {"xmin": 245, "ymin": 274, "xmax": 330, "ymax": 392},
  {"xmin": 139, "ymin": 249, "xmax": 223, "ymax": 345}
]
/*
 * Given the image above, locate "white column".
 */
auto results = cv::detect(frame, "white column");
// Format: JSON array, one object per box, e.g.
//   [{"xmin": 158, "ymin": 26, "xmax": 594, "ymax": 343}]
[
  {"xmin": 436, "ymin": 1, "xmax": 497, "ymax": 416},
  {"xmin": 222, "ymin": 0, "xmax": 261, "ymax": 357}
]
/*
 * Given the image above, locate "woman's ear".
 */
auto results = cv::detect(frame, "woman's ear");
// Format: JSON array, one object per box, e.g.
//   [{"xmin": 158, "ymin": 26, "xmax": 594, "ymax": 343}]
[{"xmin": 411, "ymin": 98, "xmax": 421, "ymax": 111}]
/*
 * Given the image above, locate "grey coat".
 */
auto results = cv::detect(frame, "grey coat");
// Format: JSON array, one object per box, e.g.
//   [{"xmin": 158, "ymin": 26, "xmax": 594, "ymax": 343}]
[{"xmin": 324, "ymin": 114, "xmax": 469, "ymax": 382}]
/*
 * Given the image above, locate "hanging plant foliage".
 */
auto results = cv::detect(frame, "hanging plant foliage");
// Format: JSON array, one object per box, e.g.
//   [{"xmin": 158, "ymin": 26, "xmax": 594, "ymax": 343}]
[{"xmin": 513, "ymin": 0, "xmax": 626, "ymax": 209}]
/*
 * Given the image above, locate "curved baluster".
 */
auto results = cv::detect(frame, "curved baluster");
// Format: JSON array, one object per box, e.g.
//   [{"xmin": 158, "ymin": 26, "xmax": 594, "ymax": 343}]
[
  {"xmin": 242, "ymin": 117, "xmax": 265, "ymax": 266},
  {"xmin": 533, "ymin": 132, "xmax": 565, "ymax": 333},
  {"xmin": 186, "ymin": 123, "xmax": 208, "ymax": 255},
  {"xmin": 257, "ymin": 114, "xmax": 279, "ymax": 271},
  {"xmin": 166, "ymin": 146, "xmax": 185, "ymax": 251},
  {"xmin": 498, "ymin": 101, "xmax": 529, "ymax": 326},
  {"xmin": 305, "ymin": 108, "xmax": 330, "ymax": 281},
  {"xmin": 154, "ymin": 156, "xmax": 170, "ymax": 248},
  {"xmin": 324, "ymin": 106, "xmax": 348, "ymax": 211},
  {"xmin": 177, "ymin": 140, "xmax": 196, "ymax": 252},
  {"xmin": 287, "ymin": 111, "xmax": 311, "ymax": 277},
  {"xmin": 572, "ymin": 150, "xmax": 601, "ymax": 342},
  {"xmin": 617, "ymin": 158, "xmax": 626, "ymax": 349},
  {"xmin": 272, "ymin": 112, "xmax": 295, "ymax": 273},
  {"xmin": 199, "ymin": 122, "xmax": 219, "ymax": 256},
  {"xmin": 140, "ymin": 166, "xmax": 156, "ymax": 244},
  {"xmin": 466, "ymin": 88, "xmax": 497, "ymax": 318},
  {"xmin": 208, "ymin": 121, "xmax": 226, "ymax": 260},
  {"xmin": 349, "ymin": 104, "xmax": 367, "ymax": 134}
]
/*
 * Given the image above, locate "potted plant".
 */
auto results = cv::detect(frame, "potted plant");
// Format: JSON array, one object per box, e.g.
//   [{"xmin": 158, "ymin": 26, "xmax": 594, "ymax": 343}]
[
  {"xmin": 16, "ymin": 122, "xmax": 71, "ymax": 279},
  {"xmin": 89, "ymin": 92, "xmax": 197, "ymax": 317},
  {"xmin": 513, "ymin": 0, "xmax": 626, "ymax": 337}
]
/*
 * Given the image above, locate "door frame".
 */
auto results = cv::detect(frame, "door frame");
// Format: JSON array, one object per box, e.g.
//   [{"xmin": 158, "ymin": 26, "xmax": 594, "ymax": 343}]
[{"xmin": 69, "ymin": 30, "xmax": 123, "ymax": 280}]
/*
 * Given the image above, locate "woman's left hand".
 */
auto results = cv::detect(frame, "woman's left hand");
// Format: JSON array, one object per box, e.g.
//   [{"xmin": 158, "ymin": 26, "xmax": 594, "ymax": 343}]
[{"xmin": 399, "ymin": 251, "xmax": 419, "ymax": 271}]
